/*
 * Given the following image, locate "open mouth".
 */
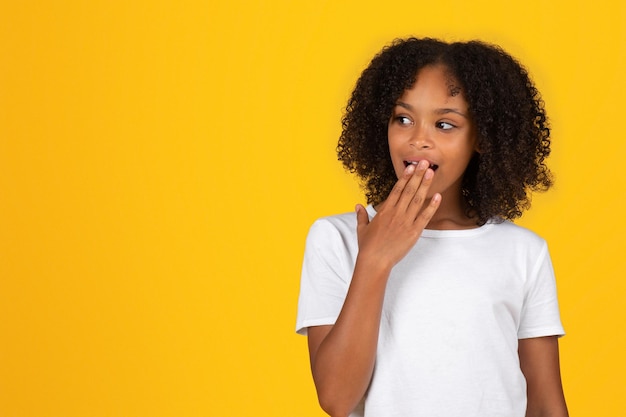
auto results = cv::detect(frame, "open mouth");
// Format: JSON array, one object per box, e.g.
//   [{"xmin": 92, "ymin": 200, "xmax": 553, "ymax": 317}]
[{"xmin": 404, "ymin": 161, "xmax": 439, "ymax": 171}]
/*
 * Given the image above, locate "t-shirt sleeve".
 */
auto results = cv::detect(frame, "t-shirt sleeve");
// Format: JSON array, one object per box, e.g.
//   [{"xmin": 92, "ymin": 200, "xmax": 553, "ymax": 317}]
[
  {"xmin": 518, "ymin": 242, "xmax": 565, "ymax": 339},
  {"xmin": 295, "ymin": 219, "xmax": 354, "ymax": 335}
]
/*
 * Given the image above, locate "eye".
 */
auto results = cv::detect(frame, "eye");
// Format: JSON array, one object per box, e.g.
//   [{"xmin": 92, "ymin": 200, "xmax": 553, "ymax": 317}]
[
  {"xmin": 395, "ymin": 116, "xmax": 413, "ymax": 126},
  {"xmin": 436, "ymin": 121, "xmax": 455, "ymax": 130}
]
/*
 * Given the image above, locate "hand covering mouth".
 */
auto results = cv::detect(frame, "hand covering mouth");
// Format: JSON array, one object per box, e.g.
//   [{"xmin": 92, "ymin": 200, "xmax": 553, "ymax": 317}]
[{"xmin": 404, "ymin": 160, "xmax": 439, "ymax": 171}]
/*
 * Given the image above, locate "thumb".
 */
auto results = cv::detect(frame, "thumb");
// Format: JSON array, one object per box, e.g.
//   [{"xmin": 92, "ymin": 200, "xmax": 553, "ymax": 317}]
[{"xmin": 355, "ymin": 204, "xmax": 369, "ymax": 229}]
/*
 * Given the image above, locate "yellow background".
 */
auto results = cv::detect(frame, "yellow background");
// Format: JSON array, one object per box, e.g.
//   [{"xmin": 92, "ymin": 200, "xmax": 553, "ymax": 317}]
[{"xmin": 1, "ymin": 0, "xmax": 624, "ymax": 416}]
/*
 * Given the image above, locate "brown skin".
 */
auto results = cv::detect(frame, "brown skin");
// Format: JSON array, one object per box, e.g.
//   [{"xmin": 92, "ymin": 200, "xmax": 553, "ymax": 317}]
[
  {"xmin": 307, "ymin": 67, "xmax": 568, "ymax": 416},
  {"xmin": 388, "ymin": 65, "xmax": 477, "ymax": 210},
  {"xmin": 519, "ymin": 336, "xmax": 569, "ymax": 417}
]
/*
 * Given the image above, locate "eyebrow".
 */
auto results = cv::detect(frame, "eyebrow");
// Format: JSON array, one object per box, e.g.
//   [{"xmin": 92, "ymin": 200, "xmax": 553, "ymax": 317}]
[{"xmin": 395, "ymin": 101, "xmax": 468, "ymax": 119}]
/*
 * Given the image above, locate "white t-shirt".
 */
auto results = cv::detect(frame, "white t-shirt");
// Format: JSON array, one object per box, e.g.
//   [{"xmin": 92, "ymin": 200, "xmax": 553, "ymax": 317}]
[{"xmin": 296, "ymin": 205, "xmax": 564, "ymax": 417}]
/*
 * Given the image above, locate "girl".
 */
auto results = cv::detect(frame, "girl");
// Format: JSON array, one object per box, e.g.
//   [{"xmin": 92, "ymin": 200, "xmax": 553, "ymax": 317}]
[{"xmin": 296, "ymin": 38, "xmax": 568, "ymax": 417}]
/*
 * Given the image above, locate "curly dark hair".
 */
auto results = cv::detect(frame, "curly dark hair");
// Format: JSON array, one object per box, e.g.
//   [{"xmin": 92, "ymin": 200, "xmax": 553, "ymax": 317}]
[{"xmin": 337, "ymin": 37, "xmax": 552, "ymax": 224}]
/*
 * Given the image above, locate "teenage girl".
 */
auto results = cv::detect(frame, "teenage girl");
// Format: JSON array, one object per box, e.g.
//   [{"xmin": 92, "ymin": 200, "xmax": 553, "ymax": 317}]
[{"xmin": 296, "ymin": 38, "xmax": 568, "ymax": 417}]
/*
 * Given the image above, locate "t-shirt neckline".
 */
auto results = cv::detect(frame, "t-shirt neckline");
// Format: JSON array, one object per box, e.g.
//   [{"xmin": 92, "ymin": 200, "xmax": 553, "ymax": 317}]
[{"xmin": 365, "ymin": 204, "xmax": 495, "ymax": 238}]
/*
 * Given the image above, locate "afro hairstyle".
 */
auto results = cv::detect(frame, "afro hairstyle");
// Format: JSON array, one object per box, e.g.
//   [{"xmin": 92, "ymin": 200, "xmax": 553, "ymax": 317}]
[{"xmin": 337, "ymin": 37, "xmax": 552, "ymax": 224}]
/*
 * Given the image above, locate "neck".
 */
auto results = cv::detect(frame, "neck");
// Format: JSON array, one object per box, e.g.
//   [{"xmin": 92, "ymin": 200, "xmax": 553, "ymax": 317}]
[{"xmin": 426, "ymin": 192, "xmax": 478, "ymax": 230}]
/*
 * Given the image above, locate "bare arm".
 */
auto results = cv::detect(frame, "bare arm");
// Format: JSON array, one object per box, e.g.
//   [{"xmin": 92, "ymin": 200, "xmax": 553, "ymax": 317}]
[
  {"xmin": 307, "ymin": 161, "xmax": 440, "ymax": 417},
  {"xmin": 519, "ymin": 336, "xmax": 569, "ymax": 417}
]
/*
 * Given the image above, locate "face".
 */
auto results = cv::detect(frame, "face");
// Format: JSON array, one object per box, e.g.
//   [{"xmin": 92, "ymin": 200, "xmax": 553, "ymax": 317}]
[{"xmin": 388, "ymin": 64, "xmax": 477, "ymax": 200}]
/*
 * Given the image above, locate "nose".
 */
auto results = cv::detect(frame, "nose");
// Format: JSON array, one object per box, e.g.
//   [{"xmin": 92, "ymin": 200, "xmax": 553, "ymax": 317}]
[{"xmin": 410, "ymin": 123, "xmax": 433, "ymax": 149}]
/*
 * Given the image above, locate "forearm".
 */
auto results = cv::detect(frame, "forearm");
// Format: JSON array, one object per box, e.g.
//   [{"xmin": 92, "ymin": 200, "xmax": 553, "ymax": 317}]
[
  {"xmin": 525, "ymin": 393, "xmax": 568, "ymax": 417},
  {"xmin": 310, "ymin": 256, "xmax": 391, "ymax": 416},
  {"xmin": 520, "ymin": 336, "xmax": 569, "ymax": 417},
  {"xmin": 525, "ymin": 407, "xmax": 568, "ymax": 417}
]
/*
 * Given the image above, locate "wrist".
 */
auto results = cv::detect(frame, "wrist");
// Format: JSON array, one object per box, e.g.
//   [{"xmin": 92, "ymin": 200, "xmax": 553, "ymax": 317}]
[{"xmin": 354, "ymin": 253, "xmax": 393, "ymax": 282}]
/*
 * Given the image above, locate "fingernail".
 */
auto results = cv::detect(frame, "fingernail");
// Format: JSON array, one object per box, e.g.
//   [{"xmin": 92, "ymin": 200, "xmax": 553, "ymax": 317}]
[
  {"xmin": 424, "ymin": 168, "xmax": 433, "ymax": 179},
  {"xmin": 418, "ymin": 160, "xmax": 428, "ymax": 170},
  {"xmin": 405, "ymin": 164, "xmax": 415, "ymax": 173}
]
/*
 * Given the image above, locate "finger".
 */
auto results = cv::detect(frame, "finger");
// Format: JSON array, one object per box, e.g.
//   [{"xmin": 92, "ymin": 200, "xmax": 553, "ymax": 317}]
[
  {"xmin": 355, "ymin": 204, "xmax": 369, "ymax": 228},
  {"xmin": 396, "ymin": 160, "xmax": 430, "ymax": 212},
  {"xmin": 386, "ymin": 163, "xmax": 416, "ymax": 206},
  {"xmin": 405, "ymin": 166, "xmax": 436, "ymax": 220},
  {"xmin": 355, "ymin": 203, "xmax": 370, "ymax": 242},
  {"xmin": 414, "ymin": 192, "xmax": 441, "ymax": 227}
]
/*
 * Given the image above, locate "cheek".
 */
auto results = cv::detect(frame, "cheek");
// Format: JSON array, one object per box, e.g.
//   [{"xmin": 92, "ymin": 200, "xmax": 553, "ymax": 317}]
[
  {"xmin": 387, "ymin": 131, "xmax": 405, "ymax": 155},
  {"xmin": 388, "ymin": 150, "xmax": 405, "ymax": 178}
]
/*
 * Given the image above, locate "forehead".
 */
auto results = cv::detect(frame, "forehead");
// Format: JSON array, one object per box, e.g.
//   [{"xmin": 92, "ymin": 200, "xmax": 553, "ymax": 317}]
[{"xmin": 402, "ymin": 64, "xmax": 466, "ymax": 104}]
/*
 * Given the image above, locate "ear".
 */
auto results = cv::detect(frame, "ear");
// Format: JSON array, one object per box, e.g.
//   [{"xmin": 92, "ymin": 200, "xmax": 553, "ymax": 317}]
[{"xmin": 473, "ymin": 134, "xmax": 482, "ymax": 154}]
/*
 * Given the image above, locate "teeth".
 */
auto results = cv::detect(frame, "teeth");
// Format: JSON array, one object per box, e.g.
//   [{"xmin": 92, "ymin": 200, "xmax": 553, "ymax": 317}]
[{"xmin": 404, "ymin": 161, "xmax": 439, "ymax": 171}]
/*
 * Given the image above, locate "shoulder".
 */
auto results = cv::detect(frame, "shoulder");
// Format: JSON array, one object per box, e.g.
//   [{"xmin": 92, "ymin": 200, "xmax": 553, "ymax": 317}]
[
  {"xmin": 479, "ymin": 220, "xmax": 550, "ymax": 264},
  {"xmin": 304, "ymin": 209, "xmax": 360, "ymax": 254},
  {"xmin": 310, "ymin": 210, "xmax": 357, "ymax": 233},
  {"xmin": 488, "ymin": 219, "xmax": 547, "ymax": 247},
  {"xmin": 301, "ymin": 210, "xmax": 360, "ymax": 284},
  {"xmin": 306, "ymin": 207, "xmax": 365, "ymax": 242}
]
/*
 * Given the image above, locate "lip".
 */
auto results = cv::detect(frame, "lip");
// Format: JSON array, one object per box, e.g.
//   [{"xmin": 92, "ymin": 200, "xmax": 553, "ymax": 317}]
[{"xmin": 403, "ymin": 159, "xmax": 439, "ymax": 171}]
